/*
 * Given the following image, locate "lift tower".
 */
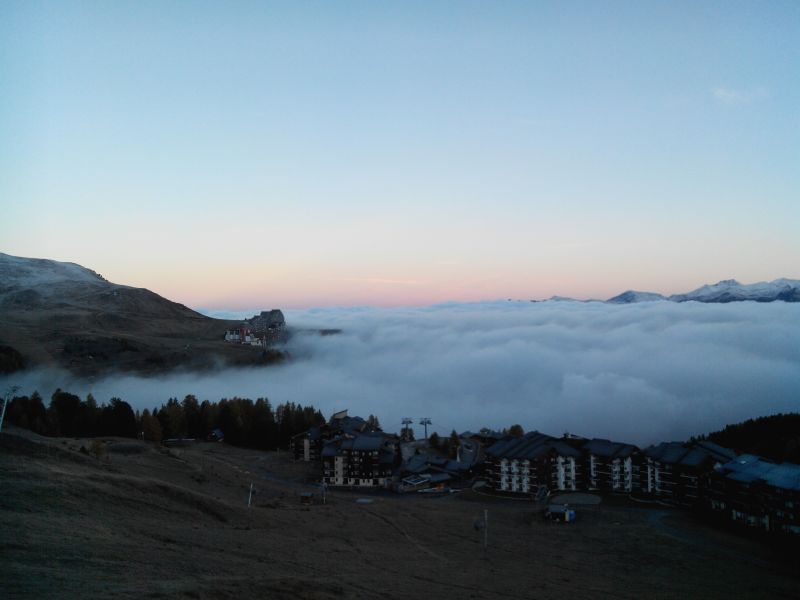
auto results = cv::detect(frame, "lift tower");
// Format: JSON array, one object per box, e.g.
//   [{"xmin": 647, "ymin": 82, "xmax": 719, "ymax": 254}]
[{"xmin": 419, "ymin": 417, "xmax": 432, "ymax": 440}]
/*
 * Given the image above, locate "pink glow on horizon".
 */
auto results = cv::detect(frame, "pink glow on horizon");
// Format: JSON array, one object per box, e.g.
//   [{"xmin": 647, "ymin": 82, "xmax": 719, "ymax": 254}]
[{"xmin": 118, "ymin": 267, "xmax": 788, "ymax": 310}]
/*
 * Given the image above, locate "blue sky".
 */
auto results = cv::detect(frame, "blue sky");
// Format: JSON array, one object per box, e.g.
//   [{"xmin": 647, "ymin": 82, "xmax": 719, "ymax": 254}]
[{"xmin": 1, "ymin": 1, "xmax": 798, "ymax": 307}]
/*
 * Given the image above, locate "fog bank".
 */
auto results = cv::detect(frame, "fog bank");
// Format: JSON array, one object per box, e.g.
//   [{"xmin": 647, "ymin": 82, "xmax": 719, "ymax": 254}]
[{"xmin": 4, "ymin": 301, "xmax": 799, "ymax": 446}]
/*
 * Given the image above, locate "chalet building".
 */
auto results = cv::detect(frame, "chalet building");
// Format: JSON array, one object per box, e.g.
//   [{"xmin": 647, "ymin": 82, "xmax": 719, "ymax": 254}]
[
  {"xmin": 290, "ymin": 409, "xmax": 374, "ymax": 462},
  {"xmin": 705, "ymin": 455, "xmax": 800, "ymax": 535},
  {"xmin": 396, "ymin": 454, "xmax": 454, "ymax": 492},
  {"xmin": 485, "ymin": 432, "xmax": 583, "ymax": 496},
  {"xmin": 582, "ymin": 438, "xmax": 641, "ymax": 493},
  {"xmin": 643, "ymin": 441, "xmax": 736, "ymax": 506},
  {"xmin": 223, "ymin": 326, "xmax": 262, "ymax": 345},
  {"xmin": 322, "ymin": 432, "xmax": 399, "ymax": 487},
  {"xmin": 224, "ymin": 310, "xmax": 287, "ymax": 346},
  {"xmin": 396, "ymin": 438, "xmax": 481, "ymax": 491}
]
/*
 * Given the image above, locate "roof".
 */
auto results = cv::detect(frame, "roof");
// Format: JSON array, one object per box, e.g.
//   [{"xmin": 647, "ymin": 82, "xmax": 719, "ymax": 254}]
[
  {"xmin": 680, "ymin": 448, "xmax": 711, "ymax": 468},
  {"xmin": 321, "ymin": 432, "xmax": 396, "ymax": 459},
  {"xmin": 486, "ymin": 431, "xmax": 582, "ymax": 460},
  {"xmin": 695, "ymin": 440, "xmax": 738, "ymax": 462},
  {"xmin": 719, "ymin": 455, "xmax": 800, "ymax": 491},
  {"xmin": 351, "ymin": 435, "xmax": 383, "ymax": 451},
  {"xmin": 646, "ymin": 442, "xmax": 689, "ymax": 464},
  {"xmin": 292, "ymin": 426, "xmax": 322, "ymax": 441},
  {"xmin": 321, "ymin": 441, "xmax": 341, "ymax": 457},
  {"xmin": 645, "ymin": 441, "xmax": 737, "ymax": 469},
  {"xmin": 402, "ymin": 475, "xmax": 429, "ymax": 486},
  {"xmin": 338, "ymin": 416, "xmax": 367, "ymax": 434},
  {"xmin": 462, "ymin": 429, "xmax": 504, "ymax": 441},
  {"xmin": 403, "ymin": 454, "xmax": 453, "ymax": 475},
  {"xmin": 582, "ymin": 438, "xmax": 639, "ymax": 458}
]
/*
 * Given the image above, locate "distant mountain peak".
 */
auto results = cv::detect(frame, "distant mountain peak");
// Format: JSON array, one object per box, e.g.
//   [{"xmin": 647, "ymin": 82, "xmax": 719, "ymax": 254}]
[
  {"xmin": 668, "ymin": 278, "xmax": 800, "ymax": 304},
  {"xmin": 606, "ymin": 290, "xmax": 667, "ymax": 304},
  {"xmin": 604, "ymin": 278, "xmax": 800, "ymax": 304}
]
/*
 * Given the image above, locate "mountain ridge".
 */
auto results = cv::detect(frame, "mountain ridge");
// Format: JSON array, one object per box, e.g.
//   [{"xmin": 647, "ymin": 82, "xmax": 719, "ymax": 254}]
[{"xmin": 611, "ymin": 278, "xmax": 800, "ymax": 304}]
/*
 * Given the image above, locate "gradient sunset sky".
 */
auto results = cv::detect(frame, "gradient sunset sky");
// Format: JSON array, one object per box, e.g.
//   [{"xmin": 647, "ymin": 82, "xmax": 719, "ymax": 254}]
[{"xmin": 1, "ymin": 1, "xmax": 798, "ymax": 308}]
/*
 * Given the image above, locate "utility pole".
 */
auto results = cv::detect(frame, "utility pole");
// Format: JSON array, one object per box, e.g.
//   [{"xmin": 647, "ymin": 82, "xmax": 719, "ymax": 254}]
[
  {"xmin": 248, "ymin": 482, "xmax": 254, "ymax": 508},
  {"xmin": 483, "ymin": 509, "xmax": 488, "ymax": 557},
  {"xmin": 0, "ymin": 386, "xmax": 20, "ymax": 434},
  {"xmin": 419, "ymin": 417, "xmax": 431, "ymax": 440}
]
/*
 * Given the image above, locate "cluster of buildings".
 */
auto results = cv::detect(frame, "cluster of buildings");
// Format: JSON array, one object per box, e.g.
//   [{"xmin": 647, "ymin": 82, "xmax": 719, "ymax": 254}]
[
  {"xmin": 223, "ymin": 309, "xmax": 286, "ymax": 347},
  {"xmin": 291, "ymin": 410, "xmax": 481, "ymax": 491},
  {"xmin": 290, "ymin": 411, "xmax": 800, "ymax": 537},
  {"xmin": 487, "ymin": 432, "xmax": 800, "ymax": 536}
]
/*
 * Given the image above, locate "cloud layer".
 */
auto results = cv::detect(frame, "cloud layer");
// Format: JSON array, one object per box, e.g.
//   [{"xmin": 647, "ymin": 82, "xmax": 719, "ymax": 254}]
[{"xmin": 5, "ymin": 301, "xmax": 799, "ymax": 447}]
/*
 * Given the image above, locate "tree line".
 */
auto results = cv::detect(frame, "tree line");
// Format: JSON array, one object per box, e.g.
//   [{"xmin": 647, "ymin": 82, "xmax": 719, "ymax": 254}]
[
  {"xmin": 4, "ymin": 390, "xmax": 325, "ymax": 451},
  {"xmin": 699, "ymin": 412, "xmax": 800, "ymax": 464}
]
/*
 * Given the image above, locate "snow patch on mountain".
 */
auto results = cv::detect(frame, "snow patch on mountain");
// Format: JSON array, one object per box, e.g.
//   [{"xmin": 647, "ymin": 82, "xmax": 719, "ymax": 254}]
[
  {"xmin": 606, "ymin": 290, "xmax": 667, "ymax": 304},
  {"xmin": 669, "ymin": 278, "xmax": 800, "ymax": 303},
  {"xmin": 0, "ymin": 252, "xmax": 115, "ymax": 292}
]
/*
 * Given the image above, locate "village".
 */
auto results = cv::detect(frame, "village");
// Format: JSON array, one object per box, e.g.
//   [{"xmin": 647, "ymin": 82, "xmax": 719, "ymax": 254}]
[{"xmin": 289, "ymin": 409, "xmax": 800, "ymax": 537}]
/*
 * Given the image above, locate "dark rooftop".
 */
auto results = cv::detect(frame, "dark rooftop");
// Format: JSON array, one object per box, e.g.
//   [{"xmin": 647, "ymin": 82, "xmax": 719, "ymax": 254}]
[
  {"xmin": 582, "ymin": 438, "xmax": 639, "ymax": 458},
  {"xmin": 645, "ymin": 441, "xmax": 737, "ymax": 468},
  {"xmin": 720, "ymin": 455, "xmax": 800, "ymax": 491},
  {"xmin": 486, "ymin": 431, "xmax": 582, "ymax": 460}
]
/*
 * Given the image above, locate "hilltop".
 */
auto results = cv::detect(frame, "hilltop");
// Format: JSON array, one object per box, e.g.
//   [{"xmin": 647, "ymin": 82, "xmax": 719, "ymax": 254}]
[{"xmin": 0, "ymin": 253, "xmax": 285, "ymax": 375}]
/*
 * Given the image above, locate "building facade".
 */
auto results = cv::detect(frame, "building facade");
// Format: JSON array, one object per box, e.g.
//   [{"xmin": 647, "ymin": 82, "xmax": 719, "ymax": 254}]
[
  {"xmin": 486, "ymin": 432, "xmax": 583, "ymax": 496},
  {"xmin": 705, "ymin": 454, "xmax": 800, "ymax": 535},
  {"xmin": 322, "ymin": 432, "xmax": 399, "ymax": 487},
  {"xmin": 582, "ymin": 438, "xmax": 641, "ymax": 493},
  {"xmin": 290, "ymin": 409, "xmax": 373, "ymax": 462},
  {"xmin": 643, "ymin": 441, "xmax": 737, "ymax": 506},
  {"xmin": 223, "ymin": 326, "xmax": 262, "ymax": 345}
]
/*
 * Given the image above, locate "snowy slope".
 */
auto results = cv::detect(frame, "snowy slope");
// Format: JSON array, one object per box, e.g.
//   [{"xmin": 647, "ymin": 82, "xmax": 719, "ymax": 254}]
[
  {"xmin": 0, "ymin": 252, "xmax": 205, "ymax": 321},
  {"xmin": 606, "ymin": 290, "xmax": 667, "ymax": 304},
  {"xmin": 669, "ymin": 278, "xmax": 800, "ymax": 303},
  {"xmin": 0, "ymin": 252, "xmax": 114, "ymax": 291}
]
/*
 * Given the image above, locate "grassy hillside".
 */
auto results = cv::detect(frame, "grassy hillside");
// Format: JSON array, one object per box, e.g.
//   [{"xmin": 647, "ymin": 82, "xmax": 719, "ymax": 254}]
[{"xmin": 2, "ymin": 426, "xmax": 798, "ymax": 599}]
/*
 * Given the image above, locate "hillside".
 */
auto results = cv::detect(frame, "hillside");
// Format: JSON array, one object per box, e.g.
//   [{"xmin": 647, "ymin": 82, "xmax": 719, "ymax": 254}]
[
  {"xmin": 0, "ymin": 253, "xmax": 284, "ymax": 375},
  {"xmin": 699, "ymin": 413, "xmax": 800, "ymax": 464},
  {"xmin": 2, "ymin": 426, "xmax": 798, "ymax": 599}
]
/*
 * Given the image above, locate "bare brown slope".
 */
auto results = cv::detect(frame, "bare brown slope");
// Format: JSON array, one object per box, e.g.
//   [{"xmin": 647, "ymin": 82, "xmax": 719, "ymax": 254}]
[
  {"xmin": 0, "ymin": 253, "xmax": 284, "ymax": 374},
  {"xmin": 1, "ymin": 426, "xmax": 798, "ymax": 600}
]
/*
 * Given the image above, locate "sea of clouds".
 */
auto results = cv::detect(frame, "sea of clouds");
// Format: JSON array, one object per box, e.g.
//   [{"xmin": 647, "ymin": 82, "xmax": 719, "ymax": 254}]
[{"xmin": 5, "ymin": 301, "xmax": 799, "ymax": 446}]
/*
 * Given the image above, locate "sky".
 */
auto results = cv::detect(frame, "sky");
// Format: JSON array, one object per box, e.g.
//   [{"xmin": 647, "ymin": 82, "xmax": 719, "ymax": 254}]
[
  {"xmin": 6, "ymin": 300, "xmax": 799, "ymax": 445},
  {"xmin": 1, "ymin": 1, "xmax": 798, "ymax": 308}
]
